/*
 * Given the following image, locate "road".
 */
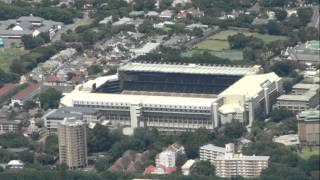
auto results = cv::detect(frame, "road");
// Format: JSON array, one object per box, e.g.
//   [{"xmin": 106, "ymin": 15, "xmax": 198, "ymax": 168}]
[
  {"xmin": 52, "ymin": 12, "xmax": 93, "ymax": 42},
  {"xmin": 308, "ymin": 5, "xmax": 319, "ymax": 29}
]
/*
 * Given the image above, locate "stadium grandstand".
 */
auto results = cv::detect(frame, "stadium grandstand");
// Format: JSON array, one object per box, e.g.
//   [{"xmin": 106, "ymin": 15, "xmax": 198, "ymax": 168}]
[{"xmin": 59, "ymin": 62, "xmax": 282, "ymax": 134}]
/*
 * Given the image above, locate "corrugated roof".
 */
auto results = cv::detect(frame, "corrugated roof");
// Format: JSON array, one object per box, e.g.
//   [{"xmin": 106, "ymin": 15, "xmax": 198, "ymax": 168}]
[
  {"xmin": 12, "ymin": 84, "xmax": 39, "ymax": 100},
  {"xmin": 119, "ymin": 62, "xmax": 261, "ymax": 76},
  {"xmin": 0, "ymin": 83, "xmax": 16, "ymax": 97}
]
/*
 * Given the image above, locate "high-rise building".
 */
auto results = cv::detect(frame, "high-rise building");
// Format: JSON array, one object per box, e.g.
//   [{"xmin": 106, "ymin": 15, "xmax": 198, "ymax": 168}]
[
  {"xmin": 199, "ymin": 144, "xmax": 226, "ymax": 163},
  {"xmin": 58, "ymin": 117, "xmax": 88, "ymax": 169}
]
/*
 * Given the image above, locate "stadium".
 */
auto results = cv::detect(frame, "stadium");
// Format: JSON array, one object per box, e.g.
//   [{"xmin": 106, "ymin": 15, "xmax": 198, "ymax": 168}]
[{"xmin": 60, "ymin": 62, "xmax": 283, "ymax": 134}]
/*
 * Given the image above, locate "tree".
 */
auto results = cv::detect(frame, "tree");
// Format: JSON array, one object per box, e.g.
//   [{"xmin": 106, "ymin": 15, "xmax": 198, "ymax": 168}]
[
  {"xmin": 228, "ymin": 33, "xmax": 249, "ymax": 49},
  {"xmin": 275, "ymin": 9, "xmax": 287, "ymax": 21},
  {"xmin": 39, "ymin": 88, "xmax": 62, "ymax": 110},
  {"xmin": 44, "ymin": 135, "xmax": 58, "ymax": 156},
  {"xmin": 23, "ymin": 100, "xmax": 38, "ymax": 111},
  {"xmin": 21, "ymin": 35, "xmax": 45, "ymax": 49},
  {"xmin": 267, "ymin": 20, "xmax": 283, "ymax": 35},
  {"xmin": 191, "ymin": 161, "xmax": 215, "ymax": 176},
  {"xmin": 297, "ymin": 8, "xmax": 313, "ymax": 25},
  {"xmin": 224, "ymin": 120, "xmax": 246, "ymax": 139},
  {"xmin": 270, "ymin": 108, "xmax": 294, "ymax": 122},
  {"xmin": 87, "ymin": 64, "xmax": 103, "ymax": 75},
  {"xmin": 282, "ymin": 80, "xmax": 294, "ymax": 94},
  {"xmin": 30, "ymin": 132, "xmax": 40, "ymax": 141},
  {"xmin": 271, "ymin": 62, "xmax": 295, "ymax": 77}
]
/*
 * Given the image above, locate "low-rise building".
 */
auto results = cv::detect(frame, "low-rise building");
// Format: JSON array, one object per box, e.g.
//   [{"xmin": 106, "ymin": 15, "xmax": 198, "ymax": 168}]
[
  {"xmin": 0, "ymin": 15, "xmax": 62, "ymax": 48},
  {"xmin": 274, "ymin": 83, "xmax": 319, "ymax": 113},
  {"xmin": 130, "ymin": 42, "xmax": 160, "ymax": 57},
  {"xmin": 43, "ymin": 107, "xmax": 102, "ymax": 132},
  {"xmin": 282, "ymin": 40, "xmax": 320, "ymax": 65},
  {"xmin": 181, "ymin": 159, "xmax": 195, "ymax": 175},
  {"xmin": 297, "ymin": 110, "xmax": 320, "ymax": 145},
  {"xmin": 214, "ymin": 153, "xmax": 269, "ymax": 178},
  {"xmin": 203, "ymin": 143, "xmax": 269, "ymax": 178},
  {"xmin": 11, "ymin": 84, "xmax": 40, "ymax": 106},
  {"xmin": 273, "ymin": 134, "xmax": 300, "ymax": 146},
  {"xmin": 199, "ymin": 144, "xmax": 226, "ymax": 163},
  {"xmin": 6, "ymin": 160, "xmax": 24, "ymax": 171},
  {"xmin": 0, "ymin": 119, "xmax": 20, "ymax": 134}
]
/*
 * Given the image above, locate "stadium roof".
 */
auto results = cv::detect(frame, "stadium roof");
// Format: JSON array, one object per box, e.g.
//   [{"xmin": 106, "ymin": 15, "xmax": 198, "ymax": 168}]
[
  {"xmin": 219, "ymin": 72, "xmax": 281, "ymax": 98},
  {"xmin": 61, "ymin": 90, "xmax": 216, "ymax": 108},
  {"xmin": 119, "ymin": 62, "xmax": 261, "ymax": 76}
]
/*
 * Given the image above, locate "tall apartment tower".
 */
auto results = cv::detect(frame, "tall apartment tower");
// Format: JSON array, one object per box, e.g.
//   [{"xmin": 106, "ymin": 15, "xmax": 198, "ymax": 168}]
[{"xmin": 58, "ymin": 117, "xmax": 88, "ymax": 169}]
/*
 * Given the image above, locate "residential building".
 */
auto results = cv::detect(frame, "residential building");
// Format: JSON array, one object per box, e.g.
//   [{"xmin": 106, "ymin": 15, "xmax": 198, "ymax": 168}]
[
  {"xmin": 144, "ymin": 143, "xmax": 183, "ymax": 175},
  {"xmin": 199, "ymin": 144, "xmax": 226, "ymax": 163},
  {"xmin": 43, "ymin": 107, "xmax": 102, "ymax": 132},
  {"xmin": 58, "ymin": 118, "xmax": 88, "ymax": 169},
  {"xmin": 11, "ymin": 84, "xmax": 40, "ymax": 106},
  {"xmin": 109, "ymin": 150, "xmax": 151, "ymax": 173},
  {"xmin": 273, "ymin": 83, "xmax": 319, "ymax": 113},
  {"xmin": 6, "ymin": 160, "xmax": 24, "ymax": 171},
  {"xmin": 0, "ymin": 119, "xmax": 20, "ymax": 134},
  {"xmin": 282, "ymin": 40, "xmax": 320, "ymax": 65},
  {"xmin": 130, "ymin": 42, "xmax": 160, "ymax": 57},
  {"xmin": 297, "ymin": 110, "xmax": 320, "ymax": 145},
  {"xmin": 181, "ymin": 159, "xmax": 195, "ymax": 175},
  {"xmin": 0, "ymin": 15, "xmax": 62, "ymax": 48},
  {"xmin": 160, "ymin": 10, "xmax": 174, "ymax": 19},
  {"xmin": 214, "ymin": 153, "xmax": 270, "ymax": 178},
  {"xmin": 0, "ymin": 83, "xmax": 17, "ymax": 98},
  {"xmin": 203, "ymin": 143, "xmax": 270, "ymax": 178}
]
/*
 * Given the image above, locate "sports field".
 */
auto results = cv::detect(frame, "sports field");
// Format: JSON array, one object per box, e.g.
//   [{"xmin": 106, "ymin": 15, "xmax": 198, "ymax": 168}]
[
  {"xmin": 193, "ymin": 30, "xmax": 288, "ymax": 60},
  {"xmin": 195, "ymin": 30, "xmax": 288, "ymax": 51},
  {"xmin": 0, "ymin": 48, "xmax": 27, "ymax": 72}
]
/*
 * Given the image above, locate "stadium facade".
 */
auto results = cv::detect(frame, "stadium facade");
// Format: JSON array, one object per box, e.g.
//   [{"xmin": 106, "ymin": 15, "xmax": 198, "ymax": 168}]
[{"xmin": 60, "ymin": 62, "xmax": 283, "ymax": 133}]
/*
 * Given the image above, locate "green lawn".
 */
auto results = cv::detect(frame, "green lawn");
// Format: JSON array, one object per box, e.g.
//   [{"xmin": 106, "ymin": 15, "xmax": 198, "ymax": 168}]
[
  {"xmin": 298, "ymin": 147, "xmax": 320, "ymax": 160},
  {"xmin": 192, "ymin": 30, "xmax": 287, "ymax": 61},
  {"xmin": 0, "ymin": 48, "xmax": 27, "ymax": 72},
  {"xmin": 194, "ymin": 40, "xmax": 230, "ymax": 51}
]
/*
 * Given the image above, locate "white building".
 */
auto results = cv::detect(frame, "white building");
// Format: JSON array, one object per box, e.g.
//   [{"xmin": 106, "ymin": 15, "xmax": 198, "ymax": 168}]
[
  {"xmin": 219, "ymin": 73, "xmax": 282, "ymax": 127},
  {"xmin": 156, "ymin": 150, "xmax": 176, "ymax": 168},
  {"xmin": 130, "ymin": 42, "xmax": 160, "ymax": 57},
  {"xmin": 181, "ymin": 159, "xmax": 195, "ymax": 175},
  {"xmin": 60, "ymin": 63, "xmax": 282, "ymax": 132},
  {"xmin": 199, "ymin": 144, "xmax": 226, "ymax": 163}
]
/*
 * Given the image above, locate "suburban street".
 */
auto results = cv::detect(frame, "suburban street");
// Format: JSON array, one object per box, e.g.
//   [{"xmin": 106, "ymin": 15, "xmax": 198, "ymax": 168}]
[{"xmin": 52, "ymin": 12, "xmax": 93, "ymax": 42}]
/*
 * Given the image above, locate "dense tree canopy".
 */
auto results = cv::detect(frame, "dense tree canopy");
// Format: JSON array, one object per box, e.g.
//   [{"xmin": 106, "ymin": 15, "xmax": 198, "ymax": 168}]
[{"xmin": 39, "ymin": 88, "xmax": 62, "ymax": 110}]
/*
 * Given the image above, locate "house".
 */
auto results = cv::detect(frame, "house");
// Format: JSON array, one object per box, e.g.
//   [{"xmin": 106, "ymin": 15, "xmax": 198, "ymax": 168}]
[
  {"xmin": 160, "ymin": 10, "xmax": 174, "ymax": 20},
  {"xmin": 144, "ymin": 143, "xmax": 184, "ymax": 175},
  {"xmin": 99, "ymin": 16, "xmax": 112, "ymax": 25},
  {"xmin": 6, "ymin": 160, "xmax": 24, "ymax": 171},
  {"xmin": 0, "ymin": 83, "xmax": 17, "ymax": 98},
  {"xmin": 146, "ymin": 11, "xmax": 159, "ymax": 18},
  {"xmin": 0, "ymin": 15, "xmax": 63, "ymax": 48},
  {"xmin": 11, "ymin": 84, "xmax": 40, "ymax": 106},
  {"xmin": 171, "ymin": 0, "xmax": 191, "ymax": 7}
]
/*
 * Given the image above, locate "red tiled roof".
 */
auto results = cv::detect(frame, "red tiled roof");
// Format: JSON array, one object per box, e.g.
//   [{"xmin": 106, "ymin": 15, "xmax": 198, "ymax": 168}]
[
  {"xmin": 144, "ymin": 165, "xmax": 156, "ymax": 174},
  {"xmin": 46, "ymin": 75, "xmax": 59, "ymax": 82},
  {"xmin": 12, "ymin": 84, "xmax": 40, "ymax": 100},
  {"xmin": 158, "ymin": 164, "xmax": 176, "ymax": 174},
  {"xmin": 0, "ymin": 83, "xmax": 16, "ymax": 97}
]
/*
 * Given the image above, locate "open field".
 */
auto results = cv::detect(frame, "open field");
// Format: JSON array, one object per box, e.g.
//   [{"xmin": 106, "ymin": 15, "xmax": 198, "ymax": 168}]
[
  {"xmin": 298, "ymin": 147, "xmax": 320, "ymax": 160},
  {"xmin": 192, "ymin": 30, "xmax": 288, "ymax": 61},
  {"xmin": 0, "ymin": 48, "xmax": 27, "ymax": 72},
  {"xmin": 195, "ymin": 30, "xmax": 288, "ymax": 51}
]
